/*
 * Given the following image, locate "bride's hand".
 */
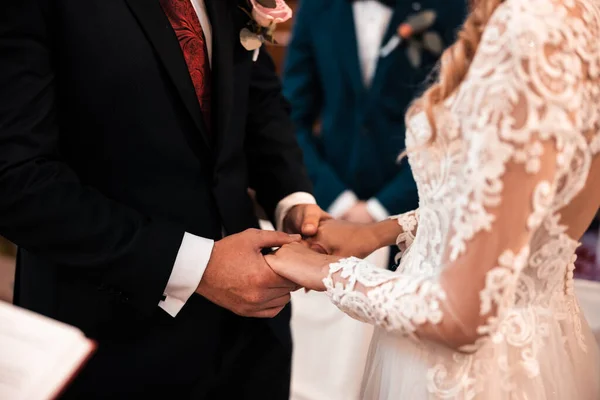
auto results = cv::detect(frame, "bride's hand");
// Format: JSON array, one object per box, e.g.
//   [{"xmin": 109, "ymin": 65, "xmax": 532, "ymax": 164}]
[
  {"xmin": 304, "ymin": 219, "xmax": 382, "ymax": 258},
  {"xmin": 264, "ymin": 242, "xmax": 342, "ymax": 292}
]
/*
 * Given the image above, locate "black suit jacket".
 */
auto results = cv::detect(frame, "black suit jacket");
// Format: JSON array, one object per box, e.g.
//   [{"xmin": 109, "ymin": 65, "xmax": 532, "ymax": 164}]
[{"xmin": 0, "ymin": 0, "xmax": 311, "ymax": 394}]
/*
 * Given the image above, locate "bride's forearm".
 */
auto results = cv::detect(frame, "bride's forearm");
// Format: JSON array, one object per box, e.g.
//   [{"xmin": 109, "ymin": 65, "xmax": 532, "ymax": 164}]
[
  {"xmin": 311, "ymin": 210, "xmax": 418, "ymax": 259},
  {"xmin": 370, "ymin": 219, "xmax": 405, "ymax": 248}
]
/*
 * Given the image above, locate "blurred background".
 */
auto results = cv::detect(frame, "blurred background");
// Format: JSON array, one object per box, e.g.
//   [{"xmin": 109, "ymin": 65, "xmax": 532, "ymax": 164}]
[
  {"xmin": 2, "ymin": 1, "xmax": 600, "ymax": 399},
  {"xmin": 0, "ymin": 238, "xmax": 15, "ymax": 303},
  {"xmin": 263, "ymin": 1, "xmax": 600, "ymax": 398}
]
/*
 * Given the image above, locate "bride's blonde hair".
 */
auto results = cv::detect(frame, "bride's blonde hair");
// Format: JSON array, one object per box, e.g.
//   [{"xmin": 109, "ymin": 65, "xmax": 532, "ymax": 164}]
[{"xmin": 406, "ymin": 0, "xmax": 505, "ymax": 144}]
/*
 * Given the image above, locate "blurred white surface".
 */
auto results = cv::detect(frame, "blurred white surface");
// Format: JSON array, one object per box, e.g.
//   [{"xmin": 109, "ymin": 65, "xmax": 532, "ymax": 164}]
[
  {"xmin": 0, "ymin": 255, "xmax": 14, "ymax": 303},
  {"xmin": 289, "ymin": 247, "xmax": 388, "ymax": 400}
]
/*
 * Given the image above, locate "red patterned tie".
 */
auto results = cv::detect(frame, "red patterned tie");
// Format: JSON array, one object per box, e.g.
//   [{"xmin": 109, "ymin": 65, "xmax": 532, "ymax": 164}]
[{"xmin": 160, "ymin": 0, "xmax": 212, "ymax": 133}]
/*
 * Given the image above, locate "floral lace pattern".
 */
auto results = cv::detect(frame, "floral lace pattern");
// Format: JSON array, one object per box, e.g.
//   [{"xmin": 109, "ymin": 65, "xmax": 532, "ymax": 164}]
[
  {"xmin": 324, "ymin": 257, "xmax": 446, "ymax": 340},
  {"xmin": 324, "ymin": 0, "xmax": 600, "ymax": 398},
  {"xmin": 393, "ymin": 209, "xmax": 419, "ymax": 263}
]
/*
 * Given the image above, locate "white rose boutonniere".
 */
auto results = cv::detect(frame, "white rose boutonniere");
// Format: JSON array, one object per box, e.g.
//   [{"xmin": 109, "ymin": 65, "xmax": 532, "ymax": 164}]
[{"xmin": 239, "ymin": 0, "xmax": 293, "ymax": 61}]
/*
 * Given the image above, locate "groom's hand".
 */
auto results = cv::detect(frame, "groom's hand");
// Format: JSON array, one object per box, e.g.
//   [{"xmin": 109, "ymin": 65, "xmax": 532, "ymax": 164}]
[
  {"xmin": 283, "ymin": 204, "xmax": 331, "ymax": 237},
  {"xmin": 196, "ymin": 229, "xmax": 301, "ymax": 318},
  {"xmin": 305, "ymin": 219, "xmax": 383, "ymax": 259}
]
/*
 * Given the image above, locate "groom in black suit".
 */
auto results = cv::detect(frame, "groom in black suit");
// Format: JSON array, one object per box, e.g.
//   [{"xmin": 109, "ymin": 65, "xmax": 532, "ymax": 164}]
[{"xmin": 0, "ymin": 0, "xmax": 328, "ymax": 398}]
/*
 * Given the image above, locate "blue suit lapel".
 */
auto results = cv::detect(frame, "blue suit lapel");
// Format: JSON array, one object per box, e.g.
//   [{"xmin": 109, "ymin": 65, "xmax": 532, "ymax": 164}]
[
  {"xmin": 333, "ymin": 0, "xmax": 365, "ymax": 98},
  {"xmin": 380, "ymin": 2, "xmax": 410, "ymax": 51},
  {"xmin": 368, "ymin": 1, "xmax": 427, "ymax": 100}
]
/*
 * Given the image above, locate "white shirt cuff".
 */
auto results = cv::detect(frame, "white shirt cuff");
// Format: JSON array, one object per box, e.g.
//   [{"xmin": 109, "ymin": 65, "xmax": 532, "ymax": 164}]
[
  {"xmin": 366, "ymin": 198, "xmax": 390, "ymax": 222},
  {"xmin": 328, "ymin": 191, "xmax": 358, "ymax": 218},
  {"xmin": 275, "ymin": 192, "xmax": 317, "ymax": 231},
  {"xmin": 159, "ymin": 232, "xmax": 214, "ymax": 317}
]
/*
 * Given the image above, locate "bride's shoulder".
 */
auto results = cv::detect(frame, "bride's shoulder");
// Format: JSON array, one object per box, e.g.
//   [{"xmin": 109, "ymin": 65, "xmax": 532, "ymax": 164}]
[
  {"xmin": 493, "ymin": 0, "xmax": 600, "ymax": 30},
  {"xmin": 498, "ymin": 0, "xmax": 600, "ymax": 13},
  {"xmin": 479, "ymin": 0, "xmax": 600, "ymax": 62}
]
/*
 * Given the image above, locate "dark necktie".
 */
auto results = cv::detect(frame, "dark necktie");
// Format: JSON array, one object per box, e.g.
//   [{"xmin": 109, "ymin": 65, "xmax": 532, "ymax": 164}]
[{"xmin": 160, "ymin": 0, "xmax": 212, "ymax": 133}]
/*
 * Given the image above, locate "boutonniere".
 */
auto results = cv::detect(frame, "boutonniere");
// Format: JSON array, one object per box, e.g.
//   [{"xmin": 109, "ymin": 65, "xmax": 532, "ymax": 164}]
[
  {"xmin": 239, "ymin": 0, "xmax": 293, "ymax": 61},
  {"xmin": 379, "ymin": 10, "xmax": 444, "ymax": 68}
]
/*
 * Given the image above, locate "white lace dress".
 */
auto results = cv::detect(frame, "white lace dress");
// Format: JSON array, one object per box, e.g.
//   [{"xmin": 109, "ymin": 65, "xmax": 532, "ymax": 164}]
[{"xmin": 323, "ymin": 0, "xmax": 600, "ymax": 398}]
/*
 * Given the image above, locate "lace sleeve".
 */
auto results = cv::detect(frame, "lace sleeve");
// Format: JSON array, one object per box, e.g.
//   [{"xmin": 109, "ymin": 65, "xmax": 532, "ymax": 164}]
[
  {"xmin": 391, "ymin": 209, "xmax": 419, "ymax": 257},
  {"xmin": 324, "ymin": 0, "xmax": 599, "ymax": 351}
]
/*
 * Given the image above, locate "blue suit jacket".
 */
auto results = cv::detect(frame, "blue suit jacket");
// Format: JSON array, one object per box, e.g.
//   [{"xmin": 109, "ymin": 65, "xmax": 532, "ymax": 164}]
[{"xmin": 283, "ymin": 0, "xmax": 467, "ymax": 214}]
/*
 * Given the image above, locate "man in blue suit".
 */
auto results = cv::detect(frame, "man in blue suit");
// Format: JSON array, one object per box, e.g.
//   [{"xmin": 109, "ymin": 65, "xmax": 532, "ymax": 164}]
[{"xmin": 283, "ymin": 0, "xmax": 467, "ymax": 256}]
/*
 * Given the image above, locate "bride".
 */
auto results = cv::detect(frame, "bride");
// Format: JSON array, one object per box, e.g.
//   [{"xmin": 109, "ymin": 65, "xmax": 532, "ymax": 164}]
[{"xmin": 266, "ymin": 0, "xmax": 600, "ymax": 398}]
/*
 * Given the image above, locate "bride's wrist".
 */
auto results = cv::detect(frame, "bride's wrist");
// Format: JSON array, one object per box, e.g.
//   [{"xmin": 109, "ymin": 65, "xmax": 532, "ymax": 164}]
[
  {"xmin": 369, "ymin": 219, "xmax": 403, "ymax": 248},
  {"xmin": 320, "ymin": 254, "xmax": 342, "ymax": 280}
]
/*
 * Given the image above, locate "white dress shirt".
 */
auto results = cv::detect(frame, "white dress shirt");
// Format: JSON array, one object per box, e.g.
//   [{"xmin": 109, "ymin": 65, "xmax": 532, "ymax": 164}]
[
  {"xmin": 354, "ymin": 1, "xmax": 393, "ymax": 87},
  {"xmin": 328, "ymin": 1, "xmax": 393, "ymax": 222},
  {"xmin": 158, "ymin": 0, "xmax": 317, "ymax": 317}
]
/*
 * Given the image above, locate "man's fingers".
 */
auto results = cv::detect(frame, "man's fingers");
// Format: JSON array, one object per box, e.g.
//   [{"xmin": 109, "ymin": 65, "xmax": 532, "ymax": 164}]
[
  {"xmin": 261, "ymin": 262, "xmax": 298, "ymax": 289},
  {"xmin": 258, "ymin": 286, "xmax": 296, "ymax": 300},
  {"xmin": 261, "ymin": 293, "xmax": 291, "ymax": 309},
  {"xmin": 301, "ymin": 205, "xmax": 326, "ymax": 236},
  {"xmin": 309, "ymin": 242, "xmax": 328, "ymax": 254},
  {"xmin": 252, "ymin": 229, "xmax": 301, "ymax": 249},
  {"xmin": 249, "ymin": 305, "xmax": 287, "ymax": 318},
  {"xmin": 303, "ymin": 236, "xmax": 331, "ymax": 254}
]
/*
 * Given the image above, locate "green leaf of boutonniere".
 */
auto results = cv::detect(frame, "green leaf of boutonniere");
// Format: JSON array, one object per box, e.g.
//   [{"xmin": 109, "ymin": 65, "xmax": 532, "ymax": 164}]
[
  {"xmin": 423, "ymin": 32, "xmax": 443, "ymax": 55},
  {"xmin": 404, "ymin": 10, "xmax": 437, "ymax": 36},
  {"xmin": 407, "ymin": 40, "xmax": 423, "ymax": 69}
]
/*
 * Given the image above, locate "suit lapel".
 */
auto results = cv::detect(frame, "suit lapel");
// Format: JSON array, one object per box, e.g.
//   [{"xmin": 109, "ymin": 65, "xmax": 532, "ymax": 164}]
[
  {"xmin": 368, "ymin": 2, "xmax": 416, "ymax": 100},
  {"xmin": 124, "ymin": 0, "xmax": 212, "ymax": 150},
  {"xmin": 204, "ymin": 0, "xmax": 235, "ymax": 159},
  {"xmin": 379, "ymin": 2, "xmax": 411, "ymax": 52},
  {"xmin": 333, "ymin": 0, "xmax": 365, "ymax": 98}
]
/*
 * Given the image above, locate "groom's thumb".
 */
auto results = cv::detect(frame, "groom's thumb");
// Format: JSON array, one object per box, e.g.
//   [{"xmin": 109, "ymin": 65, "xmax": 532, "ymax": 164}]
[
  {"xmin": 252, "ymin": 230, "xmax": 301, "ymax": 249},
  {"xmin": 301, "ymin": 205, "xmax": 323, "ymax": 236}
]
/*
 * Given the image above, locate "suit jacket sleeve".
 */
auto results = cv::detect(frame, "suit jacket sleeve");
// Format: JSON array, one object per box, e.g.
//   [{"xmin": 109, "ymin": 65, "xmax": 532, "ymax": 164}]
[
  {"xmin": 281, "ymin": 2, "xmax": 349, "ymax": 211},
  {"xmin": 244, "ymin": 48, "xmax": 314, "ymax": 221},
  {"xmin": 0, "ymin": 1, "xmax": 184, "ymax": 316}
]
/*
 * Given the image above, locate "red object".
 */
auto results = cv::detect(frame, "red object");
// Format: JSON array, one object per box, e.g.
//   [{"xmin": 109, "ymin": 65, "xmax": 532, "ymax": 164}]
[
  {"xmin": 398, "ymin": 24, "xmax": 413, "ymax": 39},
  {"xmin": 160, "ymin": 0, "xmax": 212, "ymax": 132}
]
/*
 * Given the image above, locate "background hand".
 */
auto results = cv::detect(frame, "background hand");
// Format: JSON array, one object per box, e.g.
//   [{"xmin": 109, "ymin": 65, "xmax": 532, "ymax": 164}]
[
  {"xmin": 341, "ymin": 201, "xmax": 375, "ymax": 224},
  {"xmin": 265, "ymin": 242, "xmax": 338, "ymax": 292},
  {"xmin": 283, "ymin": 204, "xmax": 331, "ymax": 236},
  {"xmin": 196, "ymin": 229, "xmax": 301, "ymax": 318},
  {"xmin": 304, "ymin": 219, "xmax": 382, "ymax": 259}
]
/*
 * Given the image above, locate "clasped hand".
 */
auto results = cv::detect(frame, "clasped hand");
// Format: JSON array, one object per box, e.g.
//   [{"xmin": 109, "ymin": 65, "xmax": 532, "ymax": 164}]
[
  {"xmin": 196, "ymin": 203, "xmax": 386, "ymax": 318},
  {"xmin": 196, "ymin": 204, "xmax": 331, "ymax": 318},
  {"xmin": 265, "ymin": 219, "xmax": 384, "ymax": 292}
]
